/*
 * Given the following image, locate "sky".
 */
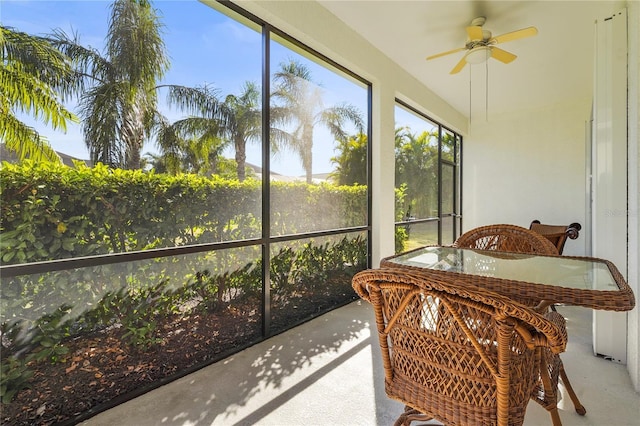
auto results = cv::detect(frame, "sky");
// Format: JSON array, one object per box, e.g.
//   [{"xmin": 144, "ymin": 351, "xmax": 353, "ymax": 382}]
[
  {"xmin": 2, "ymin": 0, "xmax": 433, "ymax": 176},
  {"xmin": 2, "ymin": 0, "xmax": 377, "ymax": 177}
]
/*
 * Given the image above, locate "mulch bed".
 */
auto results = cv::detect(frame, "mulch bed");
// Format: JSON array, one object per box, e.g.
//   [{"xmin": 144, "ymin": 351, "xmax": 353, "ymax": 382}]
[
  {"xmin": 1, "ymin": 307, "xmax": 261, "ymax": 426},
  {"xmin": 1, "ymin": 291, "xmax": 356, "ymax": 426}
]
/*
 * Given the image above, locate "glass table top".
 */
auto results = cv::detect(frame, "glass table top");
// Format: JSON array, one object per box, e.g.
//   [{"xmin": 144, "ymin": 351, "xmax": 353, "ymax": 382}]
[{"xmin": 385, "ymin": 246, "xmax": 620, "ymax": 292}]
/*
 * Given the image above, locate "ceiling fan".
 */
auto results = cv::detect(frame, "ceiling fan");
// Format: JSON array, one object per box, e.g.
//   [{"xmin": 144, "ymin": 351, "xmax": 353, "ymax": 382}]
[{"xmin": 426, "ymin": 17, "xmax": 538, "ymax": 74}]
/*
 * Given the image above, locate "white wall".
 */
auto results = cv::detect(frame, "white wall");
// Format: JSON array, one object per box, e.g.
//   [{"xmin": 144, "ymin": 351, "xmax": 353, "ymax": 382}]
[{"xmin": 463, "ymin": 98, "xmax": 591, "ymax": 256}]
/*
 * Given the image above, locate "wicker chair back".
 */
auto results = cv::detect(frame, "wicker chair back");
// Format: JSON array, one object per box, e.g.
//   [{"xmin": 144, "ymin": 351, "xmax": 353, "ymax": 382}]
[
  {"xmin": 352, "ymin": 268, "xmax": 566, "ymax": 426},
  {"xmin": 454, "ymin": 224, "xmax": 559, "ymax": 255}
]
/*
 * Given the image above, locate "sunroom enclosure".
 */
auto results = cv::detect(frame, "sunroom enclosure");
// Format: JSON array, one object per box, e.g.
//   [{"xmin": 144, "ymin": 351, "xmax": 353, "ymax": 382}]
[{"xmin": 14, "ymin": 0, "xmax": 639, "ymax": 423}]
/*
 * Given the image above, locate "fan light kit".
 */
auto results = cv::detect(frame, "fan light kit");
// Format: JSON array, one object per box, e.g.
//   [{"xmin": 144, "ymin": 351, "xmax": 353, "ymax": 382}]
[
  {"xmin": 426, "ymin": 16, "xmax": 538, "ymax": 74},
  {"xmin": 465, "ymin": 46, "xmax": 491, "ymax": 64}
]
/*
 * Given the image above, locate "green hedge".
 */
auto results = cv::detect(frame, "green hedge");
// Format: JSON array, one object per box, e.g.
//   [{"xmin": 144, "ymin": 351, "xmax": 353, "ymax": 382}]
[{"xmin": 0, "ymin": 161, "xmax": 369, "ymax": 263}]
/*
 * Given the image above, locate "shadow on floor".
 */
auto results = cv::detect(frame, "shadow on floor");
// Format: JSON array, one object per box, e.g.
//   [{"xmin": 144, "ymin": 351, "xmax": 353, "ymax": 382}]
[{"xmin": 83, "ymin": 302, "xmax": 639, "ymax": 426}]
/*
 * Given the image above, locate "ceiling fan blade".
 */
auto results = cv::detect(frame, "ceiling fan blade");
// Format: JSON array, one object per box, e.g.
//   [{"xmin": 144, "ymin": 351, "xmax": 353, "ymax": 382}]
[
  {"xmin": 466, "ymin": 25, "xmax": 484, "ymax": 41},
  {"xmin": 450, "ymin": 56, "xmax": 467, "ymax": 74},
  {"xmin": 491, "ymin": 26, "xmax": 538, "ymax": 44},
  {"xmin": 490, "ymin": 47, "xmax": 517, "ymax": 64},
  {"xmin": 426, "ymin": 47, "xmax": 466, "ymax": 61}
]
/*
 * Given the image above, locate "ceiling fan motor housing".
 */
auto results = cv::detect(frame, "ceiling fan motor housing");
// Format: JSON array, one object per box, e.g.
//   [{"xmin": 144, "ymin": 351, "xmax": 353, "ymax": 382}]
[
  {"xmin": 466, "ymin": 30, "xmax": 493, "ymax": 49},
  {"xmin": 470, "ymin": 16, "xmax": 486, "ymax": 27}
]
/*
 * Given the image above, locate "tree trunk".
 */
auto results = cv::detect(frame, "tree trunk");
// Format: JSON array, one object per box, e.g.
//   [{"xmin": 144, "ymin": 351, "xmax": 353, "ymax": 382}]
[{"xmin": 235, "ymin": 136, "xmax": 246, "ymax": 182}]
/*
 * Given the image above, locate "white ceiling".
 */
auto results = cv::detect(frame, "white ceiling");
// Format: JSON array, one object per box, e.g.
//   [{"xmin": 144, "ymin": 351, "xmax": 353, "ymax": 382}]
[{"xmin": 317, "ymin": 0, "xmax": 623, "ymax": 118}]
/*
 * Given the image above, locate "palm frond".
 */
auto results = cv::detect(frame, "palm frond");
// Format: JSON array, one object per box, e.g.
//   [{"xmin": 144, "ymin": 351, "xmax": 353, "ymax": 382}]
[
  {"xmin": 81, "ymin": 83, "xmax": 125, "ymax": 166},
  {"xmin": 0, "ymin": 106, "xmax": 61, "ymax": 162},
  {"xmin": 163, "ymin": 84, "xmax": 225, "ymax": 121},
  {"xmin": 1, "ymin": 26, "xmax": 78, "ymax": 97},
  {"xmin": 0, "ymin": 26, "xmax": 80, "ymax": 162},
  {"xmin": 1, "ymin": 65, "xmax": 77, "ymax": 126},
  {"xmin": 107, "ymin": 0, "xmax": 169, "ymax": 88},
  {"xmin": 169, "ymin": 116, "xmax": 221, "ymax": 140},
  {"xmin": 319, "ymin": 103, "xmax": 364, "ymax": 141}
]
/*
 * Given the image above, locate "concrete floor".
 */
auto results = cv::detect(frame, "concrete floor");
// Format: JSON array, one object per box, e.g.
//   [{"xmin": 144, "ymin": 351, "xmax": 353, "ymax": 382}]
[{"xmin": 82, "ymin": 302, "xmax": 639, "ymax": 426}]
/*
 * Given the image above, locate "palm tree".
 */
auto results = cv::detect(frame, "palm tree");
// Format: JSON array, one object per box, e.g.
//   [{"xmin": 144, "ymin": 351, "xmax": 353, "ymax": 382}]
[
  {"xmin": 330, "ymin": 132, "xmax": 367, "ymax": 185},
  {"xmin": 0, "ymin": 26, "xmax": 78, "ymax": 162},
  {"xmin": 223, "ymin": 81, "xmax": 261, "ymax": 181},
  {"xmin": 395, "ymin": 127, "xmax": 439, "ymax": 218},
  {"xmin": 49, "ymin": 0, "xmax": 168, "ymax": 169},
  {"xmin": 152, "ymin": 84, "xmax": 228, "ymax": 176},
  {"xmin": 271, "ymin": 59, "xmax": 363, "ymax": 183}
]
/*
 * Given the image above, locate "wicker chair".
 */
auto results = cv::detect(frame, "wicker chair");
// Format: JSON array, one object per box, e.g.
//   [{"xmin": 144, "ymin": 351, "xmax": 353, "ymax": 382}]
[
  {"xmin": 453, "ymin": 224, "xmax": 585, "ymax": 425},
  {"xmin": 352, "ymin": 268, "xmax": 568, "ymax": 426},
  {"xmin": 529, "ymin": 220, "xmax": 582, "ymax": 255},
  {"xmin": 453, "ymin": 223, "xmax": 560, "ymax": 255}
]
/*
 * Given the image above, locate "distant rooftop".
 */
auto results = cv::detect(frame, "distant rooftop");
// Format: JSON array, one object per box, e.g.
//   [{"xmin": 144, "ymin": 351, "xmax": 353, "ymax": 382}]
[
  {"xmin": 247, "ymin": 162, "xmax": 330, "ymax": 183},
  {"xmin": 0, "ymin": 145, "xmax": 92, "ymax": 168},
  {"xmin": 0, "ymin": 147, "xmax": 329, "ymax": 182}
]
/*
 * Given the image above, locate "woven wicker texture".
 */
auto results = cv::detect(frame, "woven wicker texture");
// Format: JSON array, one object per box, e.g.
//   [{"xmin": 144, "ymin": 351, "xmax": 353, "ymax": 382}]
[
  {"xmin": 454, "ymin": 225, "xmax": 581, "ymax": 425},
  {"xmin": 454, "ymin": 224, "xmax": 560, "ymax": 255},
  {"xmin": 353, "ymin": 268, "xmax": 567, "ymax": 426}
]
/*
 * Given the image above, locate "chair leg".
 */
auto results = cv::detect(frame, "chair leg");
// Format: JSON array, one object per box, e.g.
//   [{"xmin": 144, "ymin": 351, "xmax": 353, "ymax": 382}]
[
  {"xmin": 538, "ymin": 354, "xmax": 564, "ymax": 426},
  {"xmin": 536, "ymin": 354, "xmax": 587, "ymax": 425},
  {"xmin": 548, "ymin": 408, "xmax": 563, "ymax": 426},
  {"xmin": 559, "ymin": 363, "xmax": 586, "ymax": 415},
  {"xmin": 393, "ymin": 406, "xmax": 435, "ymax": 426}
]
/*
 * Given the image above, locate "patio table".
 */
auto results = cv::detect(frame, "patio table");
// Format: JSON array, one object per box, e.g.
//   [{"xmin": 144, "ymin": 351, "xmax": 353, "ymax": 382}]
[
  {"xmin": 380, "ymin": 246, "xmax": 635, "ymax": 312},
  {"xmin": 380, "ymin": 245, "xmax": 635, "ymax": 425}
]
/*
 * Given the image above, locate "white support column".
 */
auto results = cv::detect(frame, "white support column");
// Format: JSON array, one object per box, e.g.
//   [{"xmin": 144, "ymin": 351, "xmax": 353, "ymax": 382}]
[
  {"xmin": 592, "ymin": 8, "xmax": 629, "ymax": 364},
  {"xmin": 371, "ymin": 84, "xmax": 396, "ymax": 267}
]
